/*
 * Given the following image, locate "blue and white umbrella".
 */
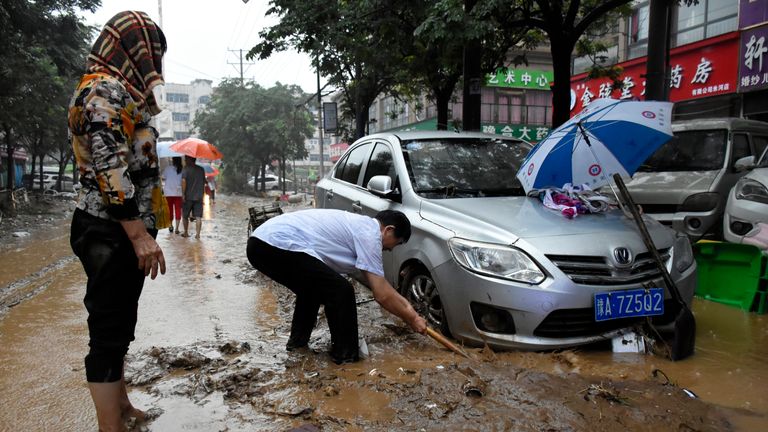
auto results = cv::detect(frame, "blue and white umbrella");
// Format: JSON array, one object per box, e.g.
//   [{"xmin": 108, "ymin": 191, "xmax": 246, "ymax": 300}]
[{"xmin": 516, "ymin": 99, "xmax": 674, "ymax": 193}]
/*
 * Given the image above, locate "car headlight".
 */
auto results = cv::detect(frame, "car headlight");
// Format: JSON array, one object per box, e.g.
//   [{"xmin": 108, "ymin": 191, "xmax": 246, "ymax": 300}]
[
  {"xmin": 735, "ymin": 178, "xmax": 768, "ymax": 205},
  {"xmin": 448, "ymin": 238, "xmax": 545, "ymax": 284},
  {"xmin": 673, "ymin": 234, "xmax": 694, "ymax": 273}
]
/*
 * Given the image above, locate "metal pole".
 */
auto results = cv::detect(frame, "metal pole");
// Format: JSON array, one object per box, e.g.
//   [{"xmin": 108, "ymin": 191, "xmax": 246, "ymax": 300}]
[{"xmin": 316, "ymin": 63, "xmax": 325, "ymax": 178}]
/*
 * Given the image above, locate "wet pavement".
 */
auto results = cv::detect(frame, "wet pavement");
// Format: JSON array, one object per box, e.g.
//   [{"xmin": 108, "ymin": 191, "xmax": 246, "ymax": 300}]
[{"xmin": 0, "ymin": 193, "xmax": 766, "ymax": 431}]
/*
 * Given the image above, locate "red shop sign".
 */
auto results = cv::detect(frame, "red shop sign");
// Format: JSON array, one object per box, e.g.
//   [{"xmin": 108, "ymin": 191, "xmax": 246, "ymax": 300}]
[{"xmin": 570, "ymin": 32, "xmax": 739, "ymax": 115}]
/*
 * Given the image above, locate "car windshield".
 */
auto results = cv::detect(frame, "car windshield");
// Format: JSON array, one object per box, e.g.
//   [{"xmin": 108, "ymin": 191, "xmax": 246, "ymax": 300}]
[
  {"xmin": 637, "ymin": 129, "xmax": 726, "ymax": 172},
  {"xmin": 401, "ymin": 137, "xmax": 530, "ymax": 198}
]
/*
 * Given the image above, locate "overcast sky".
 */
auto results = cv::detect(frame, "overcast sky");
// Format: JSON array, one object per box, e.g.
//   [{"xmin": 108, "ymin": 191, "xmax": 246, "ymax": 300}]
[{"xmin": 81, "ymin": 0, "xmax": 326, "ymax": 93}]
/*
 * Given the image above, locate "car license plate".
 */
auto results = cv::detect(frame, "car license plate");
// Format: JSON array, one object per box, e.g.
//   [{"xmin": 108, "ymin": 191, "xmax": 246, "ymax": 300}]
[{"xmin": 594, "ymin": 288, "xmax": 664, "ymax": 322}]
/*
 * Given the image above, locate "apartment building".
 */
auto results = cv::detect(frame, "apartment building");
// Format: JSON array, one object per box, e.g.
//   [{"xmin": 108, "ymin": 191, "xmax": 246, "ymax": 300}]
[{"xmin": 153, "ymin": 79, "xmax": 214, "ymax": 141}]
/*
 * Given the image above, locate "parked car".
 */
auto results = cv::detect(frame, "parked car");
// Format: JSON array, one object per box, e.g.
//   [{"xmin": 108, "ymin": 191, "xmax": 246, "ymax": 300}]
[
  {"xmin": 626, "ymin": 118, "xmax": 768, "ymax": 240},
  {"xmin": 723, "ymin": 146, "xmax": 768, "ymax": 249},
  {"xmin": 24, "ymin": 171, "xmax": 75, "ymax": 192},
  {"xmin": 247, "ymin": 174, "xmax": 291, "ymax": 190},
  {"xmin": 315, "ymin": 131, "xmax": 696, "ymax": 350}
]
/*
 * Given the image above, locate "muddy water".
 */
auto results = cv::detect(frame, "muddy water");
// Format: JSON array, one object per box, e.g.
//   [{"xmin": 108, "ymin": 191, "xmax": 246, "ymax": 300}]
[{"xmin": 0, "ymin": 193, "xmax": 766, "ymax": 431}]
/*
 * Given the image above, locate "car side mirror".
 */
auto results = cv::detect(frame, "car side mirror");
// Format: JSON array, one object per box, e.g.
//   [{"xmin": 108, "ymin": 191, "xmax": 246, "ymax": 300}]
[
  {"xmin": 367, "ymin": 175, "xmax": 393, "ymax": 196},
  {"xmin": 734, "ymin": 155, "xmax": 755, "ymax": 172}
]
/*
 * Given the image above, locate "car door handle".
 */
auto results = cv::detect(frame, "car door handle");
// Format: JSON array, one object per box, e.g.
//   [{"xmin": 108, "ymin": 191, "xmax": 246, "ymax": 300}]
[
  {"xmin": 326, "ymin": 190, "xmax": 333, "ymax": 200},
  {"xmin": 352, "ymin": 201, "xmax": 362, "ymax": 213}
]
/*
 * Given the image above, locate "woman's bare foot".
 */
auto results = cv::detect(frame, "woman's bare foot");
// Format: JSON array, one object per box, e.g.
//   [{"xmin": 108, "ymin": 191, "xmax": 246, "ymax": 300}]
[{"xmin": 120, "ymin": 403, "xmax": 146, "ymax": 422}]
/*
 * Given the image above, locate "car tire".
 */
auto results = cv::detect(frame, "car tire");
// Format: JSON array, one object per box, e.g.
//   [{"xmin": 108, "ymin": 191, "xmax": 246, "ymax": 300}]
[{"xmin": 400, "ymin": 267, "xmax": 452, "ymax": 337}]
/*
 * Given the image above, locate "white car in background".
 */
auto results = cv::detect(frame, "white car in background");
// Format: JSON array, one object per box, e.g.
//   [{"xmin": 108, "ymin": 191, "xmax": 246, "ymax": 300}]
[
  {"xmin": 723, "ymin": 148, "xmax": 768, "ymax": 250},
  {"xmin": 247, "ymin": 174, "xmax": 291, "ymax": 190}
]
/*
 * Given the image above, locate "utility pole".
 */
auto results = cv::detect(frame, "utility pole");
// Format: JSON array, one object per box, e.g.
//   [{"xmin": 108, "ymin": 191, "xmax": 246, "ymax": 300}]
[
  {"xmin": 228, "ymin": 49, "xmax": 253, "ymax": 86},
  {"xmin": 462, "ymin": 0, "xmax": 482, "ymax": 131},
  {"xmin": 316, "ymin": 64, "xmax": 325, "ymax": 178}
]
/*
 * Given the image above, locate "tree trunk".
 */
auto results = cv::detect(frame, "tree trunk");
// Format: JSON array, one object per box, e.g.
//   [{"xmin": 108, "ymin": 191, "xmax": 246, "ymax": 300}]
[
  {"xmin": 645, "ymin": 0, "xmax": 672, "ymax": 101},
  {"xmin": 550, "ymin": 39, "xmax": 576, "ymax": 128},
  {"xmin": 462, "ymin": 0, "xmax": 482, "ymax": 132},
  {"xmin": 435, "ymin": 88, "xmax": 451, "ymax": 131},
  {"xmin": 2, "ymin": 123, "xmax": 17, "ymax": 216}
]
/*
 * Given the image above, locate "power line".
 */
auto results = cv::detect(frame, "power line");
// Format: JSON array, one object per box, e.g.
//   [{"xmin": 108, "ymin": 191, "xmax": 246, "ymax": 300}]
[{"xmin": 227, "ymin": 49, "xmax": 255, "ymax": 85}]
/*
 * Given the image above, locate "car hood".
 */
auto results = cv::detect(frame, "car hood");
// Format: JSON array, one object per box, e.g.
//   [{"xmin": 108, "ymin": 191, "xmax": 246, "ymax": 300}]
[
  {"xmin": 418, "ymin": 196, "xmax": 673, "ymax": 248},
  {"xmin": 625, "ymin": 171, "xmax": 717, "ymax": 204}
]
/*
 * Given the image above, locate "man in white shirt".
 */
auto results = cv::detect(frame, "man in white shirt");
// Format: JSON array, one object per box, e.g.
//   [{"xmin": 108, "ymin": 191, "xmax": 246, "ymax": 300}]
[{"xmin": 247, "ymin": 209, "xmax": 427, "ymax": 364}]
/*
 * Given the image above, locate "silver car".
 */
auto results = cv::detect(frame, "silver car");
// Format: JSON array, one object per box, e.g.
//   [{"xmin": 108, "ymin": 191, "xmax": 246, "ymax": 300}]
[
  {"xmin": 724, "ymin": 147, "xmax": 768, "ymax": 249},
  {"xmin": 315, "ymin": 131, "xmax": 696, "ymax": 350}
]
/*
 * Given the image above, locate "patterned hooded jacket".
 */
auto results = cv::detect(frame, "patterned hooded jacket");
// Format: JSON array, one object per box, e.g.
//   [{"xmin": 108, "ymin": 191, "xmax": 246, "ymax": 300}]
[{"xmin": 68, "ymin": 10, "xmax": 167, "ymax": 228}]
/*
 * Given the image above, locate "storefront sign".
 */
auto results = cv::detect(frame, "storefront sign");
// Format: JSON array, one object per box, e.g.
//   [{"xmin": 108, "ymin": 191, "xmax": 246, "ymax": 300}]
[
  {"xmin": 486, "ymin": 68, "xmax": 554, "ymax": 90},
  {"xmin": 481, "ymin": 123, "xmax": 550, "ymax": 142},
  {"xmin": 739, "ymin": 0, "xmax": 768, "ymax": 29},
  {"xmin": 569, "ymin": 32, "xmax": 739, "ymax": 115},
  {"xmin": 739, "ymin": 24, "xmax": 768, "ymax": 93}
]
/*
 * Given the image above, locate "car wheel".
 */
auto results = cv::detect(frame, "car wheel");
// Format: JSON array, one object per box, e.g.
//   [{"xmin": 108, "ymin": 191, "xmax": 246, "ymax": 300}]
[{"xmin": 400, "ymin": 267, "xmax": 452, "ymax": 337}]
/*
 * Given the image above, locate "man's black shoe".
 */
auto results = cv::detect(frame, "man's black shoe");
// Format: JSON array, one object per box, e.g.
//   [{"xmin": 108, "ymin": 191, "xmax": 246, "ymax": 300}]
[{"xmin": 330, "ymin": 348, "xmax": 359, "ymax": 365}]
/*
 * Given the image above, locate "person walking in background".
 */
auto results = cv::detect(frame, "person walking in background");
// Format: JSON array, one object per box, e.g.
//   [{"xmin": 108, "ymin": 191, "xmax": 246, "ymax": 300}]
[
  {"xmin": 68, "ymin": 10, "xmax": 167, "ymax": 431},
  {"xmin": 247, "ymin": 209, "xmax": 427, "ymax": 364},
  {"xmin": 162, "ymin": 157, "xmax": 183, "ymax": 234},
  {"xmin": 181, "ymin": 155, "xmax": 206, "ymax": 239},
  {"xmin": 207, "ymin": 176, "xmax": 216, "ymax": 201}
]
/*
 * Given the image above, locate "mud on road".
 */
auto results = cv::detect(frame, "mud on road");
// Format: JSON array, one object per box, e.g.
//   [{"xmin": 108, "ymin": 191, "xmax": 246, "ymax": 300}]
[{"xmin": 0, "ymin": 193, "xmax": 763, "ymax": 431}]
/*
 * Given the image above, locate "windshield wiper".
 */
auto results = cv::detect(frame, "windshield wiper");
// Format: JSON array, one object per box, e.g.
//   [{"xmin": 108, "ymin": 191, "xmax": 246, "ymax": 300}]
[
  {"xmin": 415, "ymin": 184, "xmax": 480, "ymax": 197},
  {"xmin": 481, "ymin": 187, "xmax": 526, "ymax": 197}
]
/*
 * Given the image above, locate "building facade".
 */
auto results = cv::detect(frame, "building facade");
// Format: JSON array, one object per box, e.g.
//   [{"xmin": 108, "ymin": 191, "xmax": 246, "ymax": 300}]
[{"xmin": 153, "ymin": 79, "xmax": 213, "ymax": 140}]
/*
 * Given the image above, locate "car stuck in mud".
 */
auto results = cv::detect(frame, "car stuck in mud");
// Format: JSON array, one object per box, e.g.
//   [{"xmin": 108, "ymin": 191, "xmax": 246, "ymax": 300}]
[{"xmin": 315, "ymin": 131, "xmax": 697, "ymax": 350}]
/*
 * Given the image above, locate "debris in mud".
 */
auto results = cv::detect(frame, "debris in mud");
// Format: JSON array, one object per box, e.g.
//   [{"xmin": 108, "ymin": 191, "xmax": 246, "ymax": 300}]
[
  {"xmin": 580, "ymin": 383, "xmax": 630, "ymax": 406},
  {"xmin": 322, "ymin": 385, "xmax": 339, "ymax": 397},
  {"xmin": 219, "ymin": 340, "xmax": 251, "ymax": 355}
]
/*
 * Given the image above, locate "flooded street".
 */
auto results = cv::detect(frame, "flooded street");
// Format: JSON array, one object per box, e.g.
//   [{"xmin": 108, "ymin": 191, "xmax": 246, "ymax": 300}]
[{"xmin": 1, "ymin": 193, "xmax": 766, "ymax": 431}]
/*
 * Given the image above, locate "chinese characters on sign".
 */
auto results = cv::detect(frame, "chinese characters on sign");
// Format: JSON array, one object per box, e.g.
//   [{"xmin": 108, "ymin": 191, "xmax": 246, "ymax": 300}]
[
  {"xmin": 569, "ymin": 32, "xmax": 739, "ymax": 115},
  {"xmin": 486, "ymin": 68, "xmax": 554, "ymax": 90},
  {"xmin": 739, "ymin": 24, "xmax": 768, "ymax": 93},
  {"xmin": 482, "ymin": 124, "xmax": 550, "ymax": 142}
]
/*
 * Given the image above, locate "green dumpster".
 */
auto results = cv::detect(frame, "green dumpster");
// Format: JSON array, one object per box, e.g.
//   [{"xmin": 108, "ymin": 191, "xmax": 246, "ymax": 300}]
[{"xmin": 693, "ymin": 242, "xmax": 767, "ymax": 313}]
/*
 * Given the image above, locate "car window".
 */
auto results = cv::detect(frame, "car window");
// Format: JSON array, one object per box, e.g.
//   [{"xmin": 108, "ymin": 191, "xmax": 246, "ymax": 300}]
[
  {"xmin": 337, "ymin": 143, "xmax": 372, "ymax": 184},
  {"xmin": 730, "ymin": 133, "xmax": 750, "ymax": 170},
  {"xmin": 639, "ymin": 129, "xmax": 726, "ymax": 172},
  {"xmin": 401, "ymin": 137, "xmax": 530, "ymax": 198},
  {"xmin": 754, "ymin": 136, "xmax": 768, "ymax": 166},
  {"xmin": 362, "ymin": 142, "xmax": 396, "ymax": 188}
]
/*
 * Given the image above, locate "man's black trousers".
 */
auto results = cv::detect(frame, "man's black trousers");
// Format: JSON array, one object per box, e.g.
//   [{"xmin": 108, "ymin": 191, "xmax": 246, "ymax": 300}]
[{"xmin": 247, "ymin": 236, "xmax": 359, "ymax": 363}]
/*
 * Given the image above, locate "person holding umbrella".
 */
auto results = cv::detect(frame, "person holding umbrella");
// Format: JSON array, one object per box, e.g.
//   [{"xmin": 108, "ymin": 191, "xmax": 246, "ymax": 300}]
[
  {"xmin": 181, "ymin": 155, "xmax": 207, "ymax": 239},
  {"xmin": 67, "ymin": 10, "xmax": 167, "ymax": 430},
  {"xmin": 162, "ymin": 156, "xmax": 184, "ymax": 234}
]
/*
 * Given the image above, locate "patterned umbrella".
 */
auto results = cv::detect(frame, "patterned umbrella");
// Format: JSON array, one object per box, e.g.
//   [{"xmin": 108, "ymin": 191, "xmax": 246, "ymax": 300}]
[
  {"xmin": 516, "ymin": 99, "xmax": 674, "ymax": 193},
  {"xmin": 170, "ymin": 138, "xmax": 223, "ymax": 160}
]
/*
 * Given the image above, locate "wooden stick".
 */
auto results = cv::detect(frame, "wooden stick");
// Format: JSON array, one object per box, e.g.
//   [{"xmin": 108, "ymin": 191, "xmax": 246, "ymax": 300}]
[{"xmin": 425, "ymin": 327, "xmax": 470, "ymax": 358}]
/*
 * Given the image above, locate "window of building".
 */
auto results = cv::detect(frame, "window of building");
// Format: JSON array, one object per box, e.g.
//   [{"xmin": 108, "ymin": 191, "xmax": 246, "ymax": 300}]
[
  {"xmin": 525, "ymin": 91, "xmax": 552, "ymax": 125},
  {"xmin": 628, "ymin": 0, "xmax": 737, "ymax": 59},
  {"xmin": 198, "ymin": 95, "xmax": 210, "ymax": 104},
  {"xmin": 497, "ymin": 91, "xmax": 523, "ymax": 124},
  {"xmin": 172, "ymin": 112, "xmax": 190, "ymax": 122},
  {"xmin": 174, "ymin": 132, "xmax": 190, "ymax": 140},
  {"xmin": 167, "ymin": 93, "xmax": 189, "ymax": 103}
]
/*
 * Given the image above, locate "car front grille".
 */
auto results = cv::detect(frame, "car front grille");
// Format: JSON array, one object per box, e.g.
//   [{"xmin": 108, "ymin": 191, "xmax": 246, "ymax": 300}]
[
  {"xmin": 545, "ymin": 249, "xmax": 671, "ymax": 286},
  {"xmin": 533, "ymin": 299, "xmax": 680, "ymax": 338}
]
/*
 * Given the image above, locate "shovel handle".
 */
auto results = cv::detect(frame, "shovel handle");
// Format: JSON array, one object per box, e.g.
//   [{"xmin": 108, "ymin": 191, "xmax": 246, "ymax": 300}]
[{"xmin": 425, "ymin": 327, "xmax": 469, "ymax": 358}]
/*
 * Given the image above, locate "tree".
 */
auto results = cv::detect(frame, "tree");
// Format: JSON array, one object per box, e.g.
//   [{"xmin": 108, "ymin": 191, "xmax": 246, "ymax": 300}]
[
  {"xmin": 195, "ymin": 80, "xmax": 313, "ymax": 193},
  {"xmin": 0, "ymin": 0, "xmax": 98, "ymax": 210},
  {"xmin": 490, "ymin": 0, "xmax": 634, "ymax": 127},
  {"xmin": 249, "ymin": 0, "xmax": 412, "ymax": 140}
]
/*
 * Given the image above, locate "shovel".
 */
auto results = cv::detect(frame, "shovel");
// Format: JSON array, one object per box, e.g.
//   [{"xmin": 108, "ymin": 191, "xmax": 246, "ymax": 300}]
[
  {"xmin": 613, "ymin": 174, "xmax": 696, "ymax": 361},
  {"xmin": 425, "ymin": 327, "xmax": 470, "ymax": 358}
]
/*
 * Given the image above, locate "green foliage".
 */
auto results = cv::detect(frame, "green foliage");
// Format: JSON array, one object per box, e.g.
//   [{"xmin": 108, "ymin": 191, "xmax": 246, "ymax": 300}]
[
  {"xmin": 194, "ymin": 80, "xmax": 313, "ymax": 192},
  {"xmin": 0, "ymin": 0, "xmax": 98, "ymax": 191}
]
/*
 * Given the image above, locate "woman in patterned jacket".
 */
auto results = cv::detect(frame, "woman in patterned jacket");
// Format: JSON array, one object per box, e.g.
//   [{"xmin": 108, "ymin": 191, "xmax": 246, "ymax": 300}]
[{"xmin": 68, "ymin": 11, "xmax": 168, "ymax": 431}]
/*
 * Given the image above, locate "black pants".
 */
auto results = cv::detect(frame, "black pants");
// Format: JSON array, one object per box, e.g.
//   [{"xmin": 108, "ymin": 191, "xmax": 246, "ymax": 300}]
[
  {"xmin": 247, "ymin": 236, "xmax": 359, "ymax": 362},
  {"xmin": 70, "ymin": 209, "xmax": 155, "ymax": 382}
]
